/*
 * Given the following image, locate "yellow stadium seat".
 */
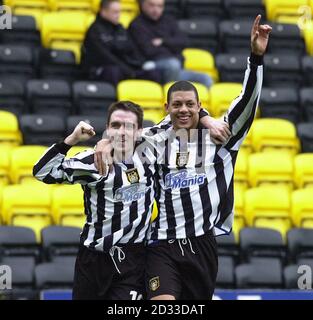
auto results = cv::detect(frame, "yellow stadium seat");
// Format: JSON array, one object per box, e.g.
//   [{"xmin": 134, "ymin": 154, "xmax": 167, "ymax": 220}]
[
  {"xmin": 117, "ymin": 80, "xmax": 164, "ymax": 107},
  {"xmin": 248, "ymin": 152, "xmax": 294, "ymax": 190},
  {"xmin": 0, "ymin": 145, "xmax": 13, "ymax": 186},
  {"xmin": 0, "ymin": 184, "xmax": 3, "ymax": 224},
  {"xmin": 41, "ymin": 11, "xmax": 93, "ymax": 62},
  {"xmin": 294, "ymin": 153, "xmax": 313, "ymax": 188},
  {"xmin": 48, "ymin": 0, "xmax": 94, "ymax": 12},
  {"xmin": 264, "ymin": 0, "xmax": 308, "ymax": 24},
  {"xmin": 303, "ymin": 20, "xmax": 313, "ymax": 56},
  {"xmin": 232, "ymin": 218, "xmax": 245, "ymax": 243},
  {"xmin": 143, "ymin": 109, "xmax": 166, "ymax": 123},
  {"xmin": 120, "ymin": 0, "xmax": 139, "ymax": 18},
  {"xmin": 0, "ymin": 111, "xmax": 22, "ymax": 146},
  {"xmin": 86, "ymin": 11, "xmax": 96, "ymax": 27},
  {"xmin": 233, "ymin": 184, "xmax": 246, "ymax": 240},
  {"xmin": 245, "ymin": 186, "xmax": 292, "ymax": 238},
  {"xmin": 117, "ymin": 80, "xmax": 165, "ymax": 122},
  {"xmin": 119, "ymin": 11, "xmax": 136, "ymax": 28},
  {"xmin": 292, "ymin": 188, "xmax": 313, "ymax": 228},
  {"xmin": 164, "ymin": 81, "xmax": 210, "ymax": 110},
  {"xmin": 1, "ymin": 184, "xmax": 52, "ymax": 241},
  {"xmin": 52, "ymin": 184, "xmax": 84, "ymax": 225},
  {"xmin": 234, "ymin": 149, "xmax": 249, "ymax": 189},
  {"xmin": 183, "ymin": 48, "xmax": 219, "ymax": 83},
  {"xmin": 91, "ymin": 0, "xmax": 101, "ymax": 12},
  {"xmin": 209, "ymin": 82, "xmax": 242, "ymax": 117},
  {"xmin": 151, "ymin": 200, "xmax": 158, "ymax": 222},
  {"xmin": 251, "ymin": 118, "xmax": 300, "ymax": 155},
  {"xmin": 10, "ymin": 145, "xmax": 47, "ymax": 184},
  {"xmin": 41, "ymin": 11, "xmax": 90, "ymax": 46},
  {"xmin": 5, "ymin": 0, "xmax": 49, "ymax": 12}
]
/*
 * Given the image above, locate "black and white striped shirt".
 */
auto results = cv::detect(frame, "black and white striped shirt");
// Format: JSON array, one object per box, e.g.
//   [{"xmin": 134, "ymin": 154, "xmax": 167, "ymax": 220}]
[
  {"xmin": 33, "ymin": 141, "xmax": 157, "ymax": 252},
  {"xmin": 147, "ymin": 54, "xmax": 263, "ymax": 240},
  {"xmin": 33, "ymin": 54, "xmax": 262, "ymax": 248}
]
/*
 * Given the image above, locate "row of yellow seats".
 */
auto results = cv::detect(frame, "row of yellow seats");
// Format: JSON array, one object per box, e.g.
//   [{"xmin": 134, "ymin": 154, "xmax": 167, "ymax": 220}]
[
  {"xmin": 0, "ymin": 144, "xmax": 92, "ymax": 186},
  {"xmin": 235, "ymin": 150, "xmax": 313, "ymax": 191},
  {"xmin": 1, "ymin": 183, "xmax": 312, "ymax": 243},
  {"xmin": 233, "ymin": 184, "xmax": 313, "ymax": 240},
  {"xmin": 0, "ymin": 183, "xmax": 85, "ymax": 240}
]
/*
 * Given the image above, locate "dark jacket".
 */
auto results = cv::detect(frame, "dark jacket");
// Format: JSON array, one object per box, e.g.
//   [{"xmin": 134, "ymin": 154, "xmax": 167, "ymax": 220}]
[
  {"xmin": 128, "ymin": 13, "xmax": 188, "ymax": 61},
  {"xmin": 81, "ymin": 14, "xmax": 145, "ymax": 77}
]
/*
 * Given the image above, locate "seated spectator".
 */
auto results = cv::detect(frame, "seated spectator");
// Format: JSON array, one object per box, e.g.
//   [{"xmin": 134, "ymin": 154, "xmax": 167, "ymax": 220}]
[
  {"xmin": 81, "ymin": 0, "xmax": 161, "ymax": 85},
  {"xmin": 128, "ymin": 0, "xmax": 213, "ymax": 87}
]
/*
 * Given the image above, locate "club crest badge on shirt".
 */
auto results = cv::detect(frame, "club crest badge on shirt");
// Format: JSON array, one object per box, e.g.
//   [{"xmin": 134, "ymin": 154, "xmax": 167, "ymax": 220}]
[
  {"xmin": 149, "ymin": 276, "xmax": 160, "ymax": 291},
  {"xmin": 176, "ymin": 152, "xmax": 189, "ymax": 167},
  {"xmin": 126, "ymin": 168, "xmax": 140, "ymax": 184}
]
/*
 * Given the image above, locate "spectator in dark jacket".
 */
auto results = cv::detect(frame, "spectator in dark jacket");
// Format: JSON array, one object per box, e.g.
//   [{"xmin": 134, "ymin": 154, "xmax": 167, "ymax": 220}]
[
  {"xmin": 128, "ymin": 0, "xmax": 212, "ymax": 87},
  {"xmin": 81, "ymin": 0, "xmax": 160, "ymax": 85}
]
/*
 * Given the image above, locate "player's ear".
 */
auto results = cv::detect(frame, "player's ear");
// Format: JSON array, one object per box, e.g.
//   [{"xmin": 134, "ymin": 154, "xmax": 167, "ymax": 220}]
[
  {"xmin": 104, "ymin": 126, "xmax": 109, "ymax": 138},
  {"xmin": 136, "ymin": 128, "xmax": 143, "ymax": 139},
  {"xmin": 165, "ymin": 102, "xmax": 169, "ymax": 113}
]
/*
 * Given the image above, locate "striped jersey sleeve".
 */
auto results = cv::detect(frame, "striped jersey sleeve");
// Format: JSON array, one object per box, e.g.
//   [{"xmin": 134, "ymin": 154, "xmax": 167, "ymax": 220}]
[
  {"xmin": 224, "ymin": 53, "xmax": 263, "ymax": 151},
  {"xmin": 33, "ymin": 142, "xmax": 101, "ymax": 185}
]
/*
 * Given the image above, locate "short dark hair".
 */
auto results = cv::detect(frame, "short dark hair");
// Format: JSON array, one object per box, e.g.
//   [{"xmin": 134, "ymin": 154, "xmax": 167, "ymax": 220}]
[
  {"xmin": 167, "ymin": 81, "xmax": 199, "ymax": 104},
  {"xmin": 100, "ymin": 0, "xmax": 119, "ymax": 9},
  {"xmin": 106, "ymin": 101, "xmax": 143, "ymax": 128}
]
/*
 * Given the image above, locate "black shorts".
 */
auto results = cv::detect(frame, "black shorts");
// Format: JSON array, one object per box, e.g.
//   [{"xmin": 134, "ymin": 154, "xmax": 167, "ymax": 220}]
[
  {"xmin": 145, "ymin": 231, "xmax": 218, "ymax": 300},
  {"xmin": 73, "ymin": 243, "xmax": 146, "ymax": 300}
]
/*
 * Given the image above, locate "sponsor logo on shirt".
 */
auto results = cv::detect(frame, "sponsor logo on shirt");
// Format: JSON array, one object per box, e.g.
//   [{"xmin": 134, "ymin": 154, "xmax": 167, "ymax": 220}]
[
  {"xmin": 115, "ymin": 184, "xmax": 150, "ymax": 203},
  {"xmin": 164, "ymin": 170, "xmax": 206, "ymax": 189}
]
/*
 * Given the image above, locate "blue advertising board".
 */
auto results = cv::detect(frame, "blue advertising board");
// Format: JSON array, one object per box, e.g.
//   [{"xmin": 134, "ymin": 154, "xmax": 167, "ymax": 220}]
[{"xmin": 40, "ymin": 289, "xmax": 313, "ymax": 300}]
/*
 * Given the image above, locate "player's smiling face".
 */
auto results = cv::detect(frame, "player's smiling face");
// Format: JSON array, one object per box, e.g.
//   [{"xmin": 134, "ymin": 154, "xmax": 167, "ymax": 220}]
[{"xmin": 166, "ymin": 91, "xmax": 201, "ymax": 130}]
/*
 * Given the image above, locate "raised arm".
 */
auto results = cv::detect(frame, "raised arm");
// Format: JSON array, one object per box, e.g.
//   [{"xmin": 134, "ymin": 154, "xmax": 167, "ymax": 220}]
[
  {"xmin": 224, "ymin": 15, "xmax": 271, "ymax": 151},
  {"xmin": 33, "ymin": 121, "xmax": 100, "ymax": 185}
]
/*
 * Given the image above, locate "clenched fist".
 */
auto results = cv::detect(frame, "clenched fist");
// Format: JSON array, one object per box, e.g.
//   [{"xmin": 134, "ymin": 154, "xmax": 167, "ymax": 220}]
[{"xmin": 64, "ymin": 121, "xmax": 96, "ymax": 146}]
